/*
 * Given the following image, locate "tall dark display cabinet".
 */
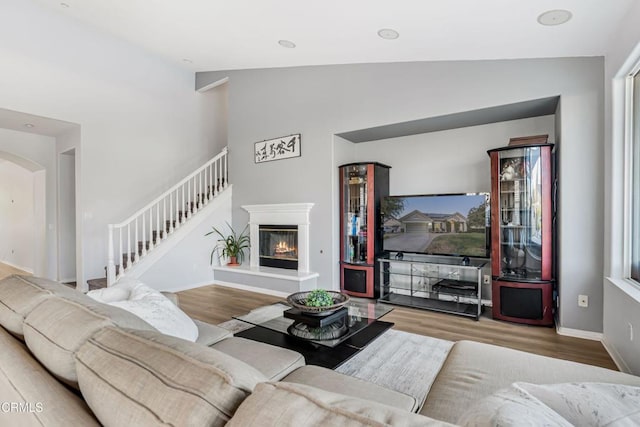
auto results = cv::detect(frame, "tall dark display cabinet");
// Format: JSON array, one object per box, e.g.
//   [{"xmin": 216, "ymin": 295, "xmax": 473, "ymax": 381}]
[
  {"xmin": 339, "ymin": 163, "xmax": 390, "ymax": 298},
  {"xmin": 487, "ymin": 144, "xmax": 556, "ymax": 326}
]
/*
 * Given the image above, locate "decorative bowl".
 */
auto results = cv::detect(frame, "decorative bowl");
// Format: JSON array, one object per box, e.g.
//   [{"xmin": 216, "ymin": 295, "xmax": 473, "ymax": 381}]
[{"xmin": 286, "ymin": 290, "xmax": 350, "ymax": 316}]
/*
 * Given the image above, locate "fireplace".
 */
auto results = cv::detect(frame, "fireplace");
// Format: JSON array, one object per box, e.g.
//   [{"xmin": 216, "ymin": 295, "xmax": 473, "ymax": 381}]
[
  {"xmin": 259, "ymin": 225, "xmax": 298, "ymax": 270},
  {"xmin": 243, "ymin": 203, "xmax": 313, "ymax": 273}
]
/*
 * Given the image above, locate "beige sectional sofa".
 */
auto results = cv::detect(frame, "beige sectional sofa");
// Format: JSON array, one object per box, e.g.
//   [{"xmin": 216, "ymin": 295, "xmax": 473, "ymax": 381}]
[{"xmin": 1, "ymin": 274, "xmax": 639, "ymax": 426}]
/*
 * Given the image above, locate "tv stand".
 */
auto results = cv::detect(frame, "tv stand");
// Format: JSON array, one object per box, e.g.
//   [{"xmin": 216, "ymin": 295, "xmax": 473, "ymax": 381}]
[{"xmin": 377, "ymin": 253, "xmax": 485, "ymax": 320}]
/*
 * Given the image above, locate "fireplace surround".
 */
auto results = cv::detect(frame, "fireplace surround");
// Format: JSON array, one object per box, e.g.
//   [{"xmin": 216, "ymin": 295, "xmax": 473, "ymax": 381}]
[{"xmin": 243, "ymin": 203, "xmax": 313, "ymax": 273}]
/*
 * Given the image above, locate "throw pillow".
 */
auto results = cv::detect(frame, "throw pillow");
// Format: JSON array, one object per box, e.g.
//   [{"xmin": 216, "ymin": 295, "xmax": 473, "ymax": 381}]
[
  {"xmin": 86, "ymin": 277, "xmax": 141, "ymax": 303},
  {"xmin": 89, "ymin": 280, "xmax": 199, "ymax": 342},
  {"xmin": 458, "ymin": 382, "xmax": 640, "ymax": 427}
]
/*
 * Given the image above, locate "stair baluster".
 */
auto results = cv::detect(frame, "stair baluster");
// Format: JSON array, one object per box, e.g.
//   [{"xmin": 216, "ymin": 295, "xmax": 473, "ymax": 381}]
[{"xmin": 127, "ymin": 224, "xmax": 132, "ymax": 270}]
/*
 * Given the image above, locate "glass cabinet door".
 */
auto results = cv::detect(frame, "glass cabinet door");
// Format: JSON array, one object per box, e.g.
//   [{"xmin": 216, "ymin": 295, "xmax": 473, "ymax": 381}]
[
  {"xmin": 343, "ymin": 164, "xmax": 368, "ymax": 264},
  {"xmin": 496, "ymin": 146, "xmax": 545, "ymax": 280}
]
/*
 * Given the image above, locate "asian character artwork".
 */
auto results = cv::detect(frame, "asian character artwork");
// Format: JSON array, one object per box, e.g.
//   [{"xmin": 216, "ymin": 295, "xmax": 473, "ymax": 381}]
[{"xmin": 254, "ymin": 134, "xmax": 301, "ymax": 163}]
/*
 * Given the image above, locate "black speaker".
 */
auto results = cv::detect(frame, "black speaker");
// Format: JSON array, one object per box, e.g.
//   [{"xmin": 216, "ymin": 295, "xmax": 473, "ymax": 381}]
[
  {"xmin": 500, "ymin": 286, "xmax": 543, "ymax": 320},
  {"xmin": 343, "ymin": 268, "xmax": 367, "ymax": 294}
]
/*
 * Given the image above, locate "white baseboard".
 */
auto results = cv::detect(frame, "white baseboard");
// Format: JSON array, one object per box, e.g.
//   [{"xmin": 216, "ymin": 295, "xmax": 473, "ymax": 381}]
[
  {"xmin": 556, "ymin": 326, "xmax": 603, "ymax": 341},
  {"xmin": 59, "ymin": 277, "xmax": 76, "ymax": 284},
  {"xmin": 0, "ymin": 259, "xmax": 34, "ymax": 274},
  {"xmin": 160, "ymin": 280, "xmax": 290, "ymax": 299},
  {"xmin": 161, "ymin": 280, "xmax": 219, "ymax": 293},
  {"xmin": 213, "ymin": 280, "xmax": 290, "ymax": 298},
  {"xmin": 601, "ymin": 338, "xmax": 632, "ymax": 374}
]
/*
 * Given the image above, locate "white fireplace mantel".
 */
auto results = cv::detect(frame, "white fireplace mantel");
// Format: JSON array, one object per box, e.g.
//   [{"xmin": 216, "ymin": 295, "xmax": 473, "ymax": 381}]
[{"xmin": 242, "ymin": 203, "xmax": 314, "ymax": 273}]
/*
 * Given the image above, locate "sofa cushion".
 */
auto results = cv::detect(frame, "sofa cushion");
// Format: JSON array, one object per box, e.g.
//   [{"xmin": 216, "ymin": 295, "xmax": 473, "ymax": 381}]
[
  {"xmin": 0, "ymin": 275, "xmax": 79, "ymax": 338},
  {"xmin": 211, "ymin": 336, "xmax": 305, "ymax": 380},
  {"xmin": 0, "ymin": 327, "xmax": 99, "ymax": 427},
  {"xmin": 75, "ymin": 327, "xmax": 267, "ymax": 427},
  {"xmin": 193, "ymin": 319, "xmax": 233, "ymax": 346},
  {"xmin": 421, "ymin": 340, "xmax": 640, "ymax": 423},
  {"xmin": 283, "ymin": 365, "xmax": 418, "ymax": 413},
  {"xmin": 22, "ymin": 295, "xmax": 156, "ymax": 388},
  {"xmin": 226, "ymin": 381, "xmax": 452, "ymax": 427}
]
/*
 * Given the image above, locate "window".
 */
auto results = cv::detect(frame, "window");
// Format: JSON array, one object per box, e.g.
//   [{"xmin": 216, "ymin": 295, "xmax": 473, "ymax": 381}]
[{"xmin": 630, "ymin": 69, "xmax": 640, "ymax": 282}]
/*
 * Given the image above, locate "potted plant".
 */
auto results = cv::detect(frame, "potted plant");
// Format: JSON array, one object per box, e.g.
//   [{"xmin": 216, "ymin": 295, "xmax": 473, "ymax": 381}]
[{"xmin": 205, "ymin": 222, "xmax": 250, "ymax": 266}]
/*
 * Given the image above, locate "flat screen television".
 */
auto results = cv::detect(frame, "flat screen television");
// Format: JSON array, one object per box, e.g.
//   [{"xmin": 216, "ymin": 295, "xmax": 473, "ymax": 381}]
[{"xmin": 381, "ymin": 193, "xmax": 490, "ymax": 258}]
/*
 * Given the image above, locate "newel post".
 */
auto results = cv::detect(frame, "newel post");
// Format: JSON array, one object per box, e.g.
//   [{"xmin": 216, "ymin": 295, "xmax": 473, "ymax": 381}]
[{"xmin": 107, "ymin": 224, "xmax": 116, "ymax": 286}]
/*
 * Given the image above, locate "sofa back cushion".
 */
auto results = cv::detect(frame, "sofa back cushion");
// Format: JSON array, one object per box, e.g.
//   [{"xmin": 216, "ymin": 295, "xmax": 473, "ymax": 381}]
[
  {"xmin": 22, "ymin": 295, "xmax": 155, "ymax": 388},
  {"xmin": 226, "ymin": 382, "xmax": 452, "ymax": 427},
  {"xmin": 0, "ymin": 275, "xmax": 79, "ymax": 338},
  {"xmin": 0, "ymin": 327, "xmax": 100, "ymax": 426},
  {"xmin": 75, "ymin": 327, "xmax": 267, "ymax": 427}
]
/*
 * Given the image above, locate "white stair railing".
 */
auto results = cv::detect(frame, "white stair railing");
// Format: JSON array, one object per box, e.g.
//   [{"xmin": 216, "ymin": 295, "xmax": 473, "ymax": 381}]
[{"xmin": 107, "ymin": 147, "xmax": 228, "ymax": 285}]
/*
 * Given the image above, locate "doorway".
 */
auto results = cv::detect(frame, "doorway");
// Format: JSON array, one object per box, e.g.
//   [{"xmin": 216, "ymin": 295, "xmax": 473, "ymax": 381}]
[{"xmin": 58, "ymin": 148, "xmax": 76, "ymax": 283}]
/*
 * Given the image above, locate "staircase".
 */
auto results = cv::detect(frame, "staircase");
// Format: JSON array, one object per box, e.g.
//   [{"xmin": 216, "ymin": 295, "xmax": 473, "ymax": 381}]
[{"xmin": 105, "ymin": 147, "xmax": 229, "ymax": 286}]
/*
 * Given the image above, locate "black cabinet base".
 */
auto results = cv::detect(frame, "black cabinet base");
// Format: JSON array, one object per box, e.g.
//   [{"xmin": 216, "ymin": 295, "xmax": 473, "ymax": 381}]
[
  {"xmin": 492, "ymin": 280, "xmax": 554, "ymax": 326},
  {"xmin": 378, "ymin": 293, "xmax": 482, "ymax": 320}
]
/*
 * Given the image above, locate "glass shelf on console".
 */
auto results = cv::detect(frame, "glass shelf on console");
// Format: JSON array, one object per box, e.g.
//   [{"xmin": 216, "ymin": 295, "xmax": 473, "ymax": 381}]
[{"xmin": 378, "ymin": 253, "xmax": 485, "ymax": 320}]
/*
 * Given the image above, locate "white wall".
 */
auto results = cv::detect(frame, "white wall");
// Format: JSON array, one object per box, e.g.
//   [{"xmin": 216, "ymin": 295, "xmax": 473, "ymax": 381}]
[
  {"xmin": 603, "ymin": 0, "xmax": 640, "ymax": 374},
  {"xmin": 0, "ymin": 2, "xmax": 223, "ymax": 285},
  {"xmin": 197, "ymin": 57, "xmax": 604, "ymax": 333},
  {"xmin": 0, "ymin": 160, "xmax": 35, "ymax": 272}
]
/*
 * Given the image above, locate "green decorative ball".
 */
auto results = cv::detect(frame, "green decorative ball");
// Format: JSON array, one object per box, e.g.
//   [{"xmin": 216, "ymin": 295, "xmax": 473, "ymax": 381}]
[{"xmin": 305, "ymin": 289, "xmax": 334, "ymax": 307}]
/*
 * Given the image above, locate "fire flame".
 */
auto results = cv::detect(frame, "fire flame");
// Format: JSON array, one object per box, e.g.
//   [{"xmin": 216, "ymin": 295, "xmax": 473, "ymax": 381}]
[{"xmin": 274, "ymin": 241, "xmax": 296, "ymax": 254}]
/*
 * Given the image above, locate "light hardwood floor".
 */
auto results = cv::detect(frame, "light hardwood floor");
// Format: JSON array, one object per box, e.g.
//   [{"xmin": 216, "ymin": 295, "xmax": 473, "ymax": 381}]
[
  {"xmin": 0, "ymin": 262, "xmax": 30, "ymax": 280},
  {"xmin": 178, "ymin": 284, "xmax": 618, "ymax": 371}
]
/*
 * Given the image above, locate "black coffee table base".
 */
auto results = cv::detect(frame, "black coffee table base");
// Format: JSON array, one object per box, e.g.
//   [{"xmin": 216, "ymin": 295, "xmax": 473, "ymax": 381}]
[{"xmin": 235, "ymin": 320, "xmax": 394, "ymax": 369}]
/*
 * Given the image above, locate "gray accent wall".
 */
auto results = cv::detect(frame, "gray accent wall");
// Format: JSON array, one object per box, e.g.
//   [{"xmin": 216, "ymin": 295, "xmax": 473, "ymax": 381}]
[{"xmin": 197, "ymin": 56, "xmax": 605, "ymax": 333}]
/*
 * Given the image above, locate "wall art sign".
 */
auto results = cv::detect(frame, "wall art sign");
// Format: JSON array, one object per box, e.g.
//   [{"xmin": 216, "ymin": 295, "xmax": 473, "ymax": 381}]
[{"xmin": 254, "ymin": 134, "xmax": 301, "ymax": 163}]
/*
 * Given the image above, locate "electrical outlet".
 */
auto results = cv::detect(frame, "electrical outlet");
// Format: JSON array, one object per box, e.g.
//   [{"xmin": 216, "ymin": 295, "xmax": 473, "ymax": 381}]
[
  {"xmin": 483, "ymin": 275, "xmax": 491, "ymax": 285},
  {"xmin": 578, "ymin": 295, "xmax": 588, "ymax": 308},
  {"xmin": 629, "ymin": 323, "xmax": 634, "ymax": 342}
]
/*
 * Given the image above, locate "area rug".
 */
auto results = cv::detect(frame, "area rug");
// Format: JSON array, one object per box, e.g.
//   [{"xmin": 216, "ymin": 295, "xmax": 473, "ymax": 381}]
[
  {"xmin": 335, "ymin": 329, "xmax": 452, "ymax": 407},
  {"xmin": 218, "ymin": 310, "xmax": 453, "ymax": 406}
]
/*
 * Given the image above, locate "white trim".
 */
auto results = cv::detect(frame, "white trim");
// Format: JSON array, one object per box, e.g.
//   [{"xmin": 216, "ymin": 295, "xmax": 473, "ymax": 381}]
[
  {"xmin": 556, "ymin": 326, "xmax": 603, "ymax": 341},
  {"xmin": 159, "ymin": 280, "xmax": 222, "ymax": 293},
  {"xmin": 210, "ymin": 280, "xmax": 290, "ymax": 298},
  {"xmin": 213, "ymin": 264, "xmax": 319, "ymax": 281},
  {"xmin": 0, "ymin": 260, "xmax": 34, "ymax": 274},
  {"xmin": 601, "ymin": 338, "xmax": 632, "ymax": 374},
  {"xmin": 197, "ymin": 77, "xmax": 229, "ymax": 93},
  {"xmin": 623, "ymin": 73, "xmax": 634, "ymax": 279},
  {"xmin": 607, "ymin": 276, "xmax": 640, "ymax": 303}
]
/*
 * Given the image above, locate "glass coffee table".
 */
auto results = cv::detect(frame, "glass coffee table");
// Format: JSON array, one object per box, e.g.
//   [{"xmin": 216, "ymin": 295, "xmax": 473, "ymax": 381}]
[{"xmin": 233, "ymin": 298, "xmax": 394, "ymax": 369}]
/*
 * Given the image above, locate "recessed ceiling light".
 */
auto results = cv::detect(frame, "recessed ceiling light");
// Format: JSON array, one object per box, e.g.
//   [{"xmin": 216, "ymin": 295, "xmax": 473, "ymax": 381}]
[
  {"xmin": 60, "ymin": 2, "xmax": 70, "ymax": 8},
  {"xmin": 377, "ymin": 28, "xmax": 399, "ymax": 40},
  {"xmin": 24, "ymin": 123, "xmax": 35, "ymax": 128},
  {"xmin": 537, "ymin": 9, "xmax": 572, "ymax": 26},
  {"xmin": 278, "ymin": 40, "xmax": 296, "ymax": 49},
  {"xmin": 182, "ymin": 58, "xmax": 193, "ymax": 64}
]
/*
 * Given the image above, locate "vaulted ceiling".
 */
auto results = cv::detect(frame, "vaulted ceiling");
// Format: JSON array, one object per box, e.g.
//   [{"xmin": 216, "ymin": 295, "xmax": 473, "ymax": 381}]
[{"xmin": 32, "ymin": 0, "xmax": 635, "ymax": 72}]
